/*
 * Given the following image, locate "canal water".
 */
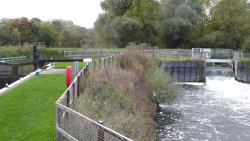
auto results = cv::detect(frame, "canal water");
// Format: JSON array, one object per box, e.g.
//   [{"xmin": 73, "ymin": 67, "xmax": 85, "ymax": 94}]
[
  {"xmin": 0, "ymin": 65, "xmax": 34, "ymax": 89},
  {"xmin": 157, "ymin": 76, "xmax": 250, "ymax": 141}
]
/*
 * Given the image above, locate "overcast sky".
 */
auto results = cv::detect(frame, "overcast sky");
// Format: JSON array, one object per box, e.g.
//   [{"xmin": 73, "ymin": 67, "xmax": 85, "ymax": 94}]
[{"xmin": 0, "ymin": 0, "xmax": 103, "ymax": 29}]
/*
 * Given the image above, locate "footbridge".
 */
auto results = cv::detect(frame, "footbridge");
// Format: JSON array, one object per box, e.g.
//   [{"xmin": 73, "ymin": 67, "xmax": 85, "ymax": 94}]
[{"xmin": 205, "ymin": 59, "xmax": 233, "ymax": 64}]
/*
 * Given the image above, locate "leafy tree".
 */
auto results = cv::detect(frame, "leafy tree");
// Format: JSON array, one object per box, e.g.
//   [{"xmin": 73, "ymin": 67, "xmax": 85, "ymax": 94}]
[
  {"xmin": 10, "ymin": 17, "xmax": 32, "ymax": 45},
  {"xmin": 125, "ymin": 0, "xmax": 160, "ymax": 45},
  {"xmin": 0, "ymin": 24, "xmax": 21, "ymax": 45},
  {"xmin": 101, "ymin": 0, "xmax": 133, "ymax": 16},
  {"xmin": 37, "ymin": 23, "xmax": 59, "ymax": 47},
  {"xmin": 96, "ymin": 0, "xmax": 160, "ymax": 47},
  {"xmin": 159, "ymin": 0, "xmax": 204, "ymax": 48},
  {"xmin": 204, "ymin": 0, "xmax": 249, "ymax": 49}
]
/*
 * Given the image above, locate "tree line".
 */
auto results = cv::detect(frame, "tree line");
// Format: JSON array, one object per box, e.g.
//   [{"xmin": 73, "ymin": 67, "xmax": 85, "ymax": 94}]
[
  {"xmin": 0, "ymin": 0, "xmax": 249, "ymax": 51},
  {"xmin": 94, "ymin": 0, "xmax": 250, "ymax": 50},
  {"xmin": 0, "ymin": 18, "xmax": 94, "ymax": 47}
]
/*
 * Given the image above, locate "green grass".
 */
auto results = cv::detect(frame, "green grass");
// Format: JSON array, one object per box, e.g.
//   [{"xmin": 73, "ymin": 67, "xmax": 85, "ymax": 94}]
[
  {"xmin": 0, "ymin": 74, "xmax": 66, "ymax": 141},
  {"xmin": 241, "ymin": 57, "xmax": 250, "ymax": 62},
  {"xmin": 53, "ymin": 57, "xmax": 100, "ymax": 69},
  {"xmin": 53, "ymin": 62, "xmax": 87, "ymax": 69}
]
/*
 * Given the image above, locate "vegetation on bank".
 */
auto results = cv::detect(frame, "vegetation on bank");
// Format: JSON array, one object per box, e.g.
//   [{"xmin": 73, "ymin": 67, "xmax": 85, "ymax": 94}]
[
  {"xmin": 76, "ymin": 52, "xmax": 177, "ymax": 140},
  {"xmin": 0, "ymin": 74, "xmax": 66, "ymax": 141}
]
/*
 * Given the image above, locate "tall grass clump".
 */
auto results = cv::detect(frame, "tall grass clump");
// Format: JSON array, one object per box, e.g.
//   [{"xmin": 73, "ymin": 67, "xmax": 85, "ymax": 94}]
[{"xmin": 76, "ymin": 51, "xmax": 177, "ymax": 140}]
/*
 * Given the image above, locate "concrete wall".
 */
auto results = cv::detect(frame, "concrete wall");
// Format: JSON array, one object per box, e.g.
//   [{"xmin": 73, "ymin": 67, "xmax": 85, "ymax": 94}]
[
  {"xmin": 235, "ymin": 61, "xmax": 250, "ymax": 83},
  {"xmin": 158, "ymin": 61, "xmax": 206, "ymax": 82}
]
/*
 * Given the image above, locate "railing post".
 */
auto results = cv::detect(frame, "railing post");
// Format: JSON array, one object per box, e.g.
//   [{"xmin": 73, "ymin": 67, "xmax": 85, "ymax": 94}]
[
  {"xmin": 77, "ymin": 76, "xmax": 80, "ymax": 97},
  {"xmin": 97, "ymin": 121, "xmax": 104, "ymax": 141},
  {"xmin": 94, "ymin": 60, "xmax": 96, "ymax": 71},
  {"xmin": 72, "ymin": 83, "xmax": 75, "ymax": 106},
  {"xmin": 67, "ymin": 90, "xmax": 70, "ymax": 108},
  {"xmin": 99, "ymin": 58, "xmax": 102, "ymax": 69},
  {"xmin": 86, "ymin": 64, "xmax": 89, "ymax": 77},
  {"xmin": 105, "ymin": 57, "xmax": 107, "ymax": 67}
]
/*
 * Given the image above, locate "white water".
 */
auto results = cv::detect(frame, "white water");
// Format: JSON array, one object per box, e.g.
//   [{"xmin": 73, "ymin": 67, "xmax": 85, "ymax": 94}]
[{"xmin": 157, "ymin": 77, "xmax": 250, "ymax": 141}]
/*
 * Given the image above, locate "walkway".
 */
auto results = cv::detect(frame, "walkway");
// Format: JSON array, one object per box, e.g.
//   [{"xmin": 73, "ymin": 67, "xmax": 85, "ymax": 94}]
[{"xmin": 40, "ymin": 68, "xmax": 65, "ymax": 74}]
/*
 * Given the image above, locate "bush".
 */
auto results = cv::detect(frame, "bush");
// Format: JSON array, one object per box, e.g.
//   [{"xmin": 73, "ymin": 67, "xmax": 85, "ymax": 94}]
[
  {"xmin": 146, "ymin": 68, "xmax": 177, "ymax": 104},
  {"xmin": 241, "ymin": 37, "xmax": 250, "ymax": 52}
]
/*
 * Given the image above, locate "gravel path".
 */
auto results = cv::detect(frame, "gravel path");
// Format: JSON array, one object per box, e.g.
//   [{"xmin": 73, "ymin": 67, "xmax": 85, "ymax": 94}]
[{"xmin": 40, "ymin": 68, "xmax": 65, "ymax": 74}]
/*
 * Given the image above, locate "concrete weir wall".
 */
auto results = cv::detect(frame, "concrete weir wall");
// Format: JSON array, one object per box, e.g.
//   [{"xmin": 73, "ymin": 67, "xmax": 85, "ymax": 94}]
[
  {"xmin": 234, "ymin": 61, "xmax": 250, "ymax": 83},
  {"xmin": 158, "ymin": 61, "xmax": 206, "ymax": 82}
]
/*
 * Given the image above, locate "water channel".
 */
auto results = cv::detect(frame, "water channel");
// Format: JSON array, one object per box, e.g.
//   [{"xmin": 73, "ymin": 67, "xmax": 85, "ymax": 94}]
[
  {"xmin": 157, "ymin": 76, "xmax": 250, "ymax": 141},
  {"xmin": 0, "ymin": 64, "xmax": 34, "ymax": 89}
]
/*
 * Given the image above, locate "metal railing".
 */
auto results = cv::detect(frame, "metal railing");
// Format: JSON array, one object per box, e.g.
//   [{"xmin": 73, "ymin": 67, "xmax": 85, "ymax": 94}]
[
  {"xmin": 64, "ymin": 50, "xmax": 123, "ymax": 59},
  {"xmin": 139, "ymin": 50, "xmax": 192, "ymax": 58},
  {"xmin": 0, "ymin": 56, "xmax": 27, "ymax": 62},
  {"xmin": 139, "ymin": 49, "xmax": 235, "ymax": 59},
  {"xmin": 56, "ymin": 54, "xmax": 133, "ymax": 141}
]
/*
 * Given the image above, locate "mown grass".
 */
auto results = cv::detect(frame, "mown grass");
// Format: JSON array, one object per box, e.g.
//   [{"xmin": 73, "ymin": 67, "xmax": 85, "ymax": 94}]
[
  {"xmin": 0, "ymin": 74, "xmax": 66, "ymax": 141},
  {"xmin": 53, "ymin": 62, "xmax": 87, "ymax": 69},
  {"xmin": 53, "ymin": 57, "xmax": 100, "ymax": 69}
]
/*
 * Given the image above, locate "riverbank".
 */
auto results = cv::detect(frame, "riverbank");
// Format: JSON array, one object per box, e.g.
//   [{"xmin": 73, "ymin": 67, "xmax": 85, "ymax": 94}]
[{"xmin": 75, "ymin": 52, "xmax": 177, "ymax": 140}]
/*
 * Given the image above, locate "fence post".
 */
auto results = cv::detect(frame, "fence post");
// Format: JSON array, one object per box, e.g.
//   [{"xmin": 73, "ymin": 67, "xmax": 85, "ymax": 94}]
[
  {"xmin": 86, "ymin": 64, "xmax": 89, "ymax": 77},
  {"xmin": 104, "ymin": 58, "xmax": 106, "ymax": 67},
  {"xmin": 99, "ymin": 58, "xmax": 102, "ymax": 69},
  {"xmin": 94, "ymin": 60, "xmax": 96, "ymax": 71},
  {"xmin": 77, "ymin": 76, "xmax": 80, "ymax": 97},
  {"xmin": 97, "ymin": 121, "xmax": 104, "ymax": 141},
  {"xmin": 72, "ymin": 83, "xmax": 75, "ymax": 106},
  {"xmin": 67, "ymin": 90, "xmax": 70, "ymax": 108}
]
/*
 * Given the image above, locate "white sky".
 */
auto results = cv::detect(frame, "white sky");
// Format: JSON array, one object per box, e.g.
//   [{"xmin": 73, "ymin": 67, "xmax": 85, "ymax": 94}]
[{"xmin": 0, "ymin": 0, "xmax": 104, "ymax": 29}]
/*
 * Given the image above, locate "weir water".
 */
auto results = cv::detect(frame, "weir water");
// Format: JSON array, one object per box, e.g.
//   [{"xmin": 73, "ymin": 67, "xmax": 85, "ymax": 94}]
[{"xmin": 157, "ymin": 67, "xmax": 250, "ymax": 141}]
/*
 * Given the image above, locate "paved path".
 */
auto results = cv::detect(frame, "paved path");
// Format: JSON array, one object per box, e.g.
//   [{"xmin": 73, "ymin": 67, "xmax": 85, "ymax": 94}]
[{"xmin": 40, "ymin": 68, "xmax": 65, "ymax": 74}]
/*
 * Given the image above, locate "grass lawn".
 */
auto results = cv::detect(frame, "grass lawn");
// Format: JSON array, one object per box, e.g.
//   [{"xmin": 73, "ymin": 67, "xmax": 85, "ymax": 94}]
[
  {"xmin": 53, "ymin": 57, "xmax": 100, "ymax": 69},
  {"xmin": 0, "ymin": 74, "xmax": 66, "ymax": 141},
  {"xmin": 53, "ymin": 62, "xmax": 87, "ymax": 69}
]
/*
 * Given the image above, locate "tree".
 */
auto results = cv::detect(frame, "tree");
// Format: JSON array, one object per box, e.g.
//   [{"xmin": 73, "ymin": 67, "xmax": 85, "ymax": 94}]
[
  {"xmin": 10, "ymin": 17, "xmax": 32, "ymax": 45},
  {"xmin": 37, "ymin": 23, "xmax": 59, "ymax": 47},
  {"xmin": 204, "ymin": 0, "xmax": 250, "ymax": 49},
  {"xmin": 101, "ymin": 0, "xmax": 133, "ymax": 16},
  {"xmin": 95, "ymin": 0, "xmax": 160, "ymax": 47},
  {"xmin": 159, "ymin": 0, "xmax": 204, "ymax": 48},
  {"xmin": 0, "ymin": 24, "xmax": 21, "ymax": 45}
]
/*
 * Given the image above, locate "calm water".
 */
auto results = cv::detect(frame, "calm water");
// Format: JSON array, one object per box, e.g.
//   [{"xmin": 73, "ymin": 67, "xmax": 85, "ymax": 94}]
[
  {"xmin": 157, "ymin": 77, "xmax": 250, "ymax": 141},
  {"xmin": 0, "ymin": 65, "xmax": 34, "ymax": 89}
]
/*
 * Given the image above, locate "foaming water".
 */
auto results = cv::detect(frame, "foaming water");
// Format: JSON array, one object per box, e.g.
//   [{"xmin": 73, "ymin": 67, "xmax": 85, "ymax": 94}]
[{"xmin": 157, "ymin": 77, "xmax": 250, "ymax": 141}]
